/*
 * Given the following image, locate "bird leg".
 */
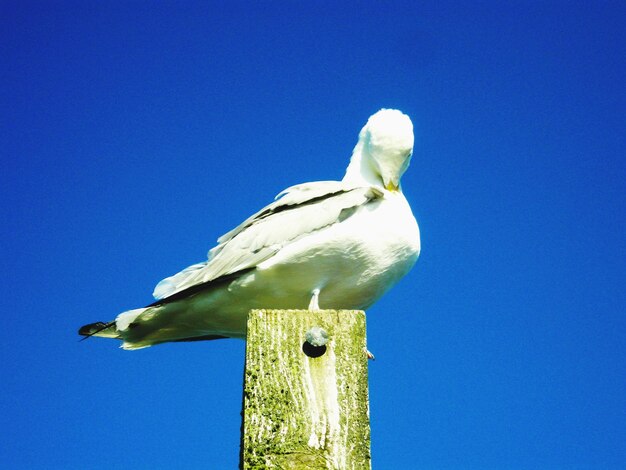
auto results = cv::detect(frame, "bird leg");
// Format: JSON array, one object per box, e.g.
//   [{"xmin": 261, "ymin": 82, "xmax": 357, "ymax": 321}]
[{"xmin": 308, "ymin": 288, "xmax": 321, "ymax": 311}]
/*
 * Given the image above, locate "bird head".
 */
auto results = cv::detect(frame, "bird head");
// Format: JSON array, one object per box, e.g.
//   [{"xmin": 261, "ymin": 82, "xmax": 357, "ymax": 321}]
[{"xmin": 360, "ymin": 109, "xmax": 414, "ymax": 191}]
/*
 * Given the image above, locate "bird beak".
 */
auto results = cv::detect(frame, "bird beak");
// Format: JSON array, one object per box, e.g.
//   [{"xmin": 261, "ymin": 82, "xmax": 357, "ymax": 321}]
[{"xmin": 384, "ymin": 181, "xmax": 399, "ymax": 192}]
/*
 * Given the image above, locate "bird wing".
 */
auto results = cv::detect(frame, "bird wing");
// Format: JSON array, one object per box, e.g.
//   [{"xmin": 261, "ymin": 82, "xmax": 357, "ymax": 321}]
[{"xmin": 152, "ymin": 181, "xmax": 383, "ymax": 300}]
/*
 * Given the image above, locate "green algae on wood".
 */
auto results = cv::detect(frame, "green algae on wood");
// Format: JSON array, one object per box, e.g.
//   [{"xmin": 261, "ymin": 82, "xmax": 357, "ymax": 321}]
[{"xmin": 241, "ymin": 309, "xmax": 371, "ymax": 469}]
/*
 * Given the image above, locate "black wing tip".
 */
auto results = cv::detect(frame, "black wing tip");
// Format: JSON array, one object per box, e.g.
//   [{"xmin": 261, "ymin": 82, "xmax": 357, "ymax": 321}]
[
  {"xmin": 78, "ymin": 321, "xmax": 115, "ymax": 340},
  {"xmin": 78, "ymin": 321, "xmax": 105, "ymax": 336}
]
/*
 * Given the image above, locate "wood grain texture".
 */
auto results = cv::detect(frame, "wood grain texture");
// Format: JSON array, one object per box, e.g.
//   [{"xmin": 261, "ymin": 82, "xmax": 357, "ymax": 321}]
[{"xmin": 241, "ymin": 309, "xmax": 371, "ymax": 469}]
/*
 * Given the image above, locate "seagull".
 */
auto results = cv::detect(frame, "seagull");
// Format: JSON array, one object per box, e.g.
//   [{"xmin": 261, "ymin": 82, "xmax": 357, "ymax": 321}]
[{"xmin": 79, "ymin": 109, "xmax": 421, "ymax": 349}]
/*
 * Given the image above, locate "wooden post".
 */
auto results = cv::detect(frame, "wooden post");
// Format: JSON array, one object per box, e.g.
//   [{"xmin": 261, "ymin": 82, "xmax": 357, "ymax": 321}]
[{"xmin": 241, "ymin": 309, "xmax": 371, "ymax": 469}]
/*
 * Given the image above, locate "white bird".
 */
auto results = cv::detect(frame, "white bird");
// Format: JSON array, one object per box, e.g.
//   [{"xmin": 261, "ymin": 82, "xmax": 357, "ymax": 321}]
[{"xmin": 79, "ymin": 109, "xmax": 421, "ymax": 349}]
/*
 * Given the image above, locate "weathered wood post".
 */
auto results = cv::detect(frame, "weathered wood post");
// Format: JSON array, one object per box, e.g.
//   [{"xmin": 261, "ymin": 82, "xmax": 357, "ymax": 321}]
[{"xmin": 241, "ymin": 309, "xmax": 371, "ymax": 469}]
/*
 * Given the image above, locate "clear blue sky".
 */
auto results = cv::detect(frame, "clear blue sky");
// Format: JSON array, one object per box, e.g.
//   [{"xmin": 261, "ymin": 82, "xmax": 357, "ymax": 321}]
[{"xmin": 2, "ymin": 1, "xmax": 624, "ymax": 468}]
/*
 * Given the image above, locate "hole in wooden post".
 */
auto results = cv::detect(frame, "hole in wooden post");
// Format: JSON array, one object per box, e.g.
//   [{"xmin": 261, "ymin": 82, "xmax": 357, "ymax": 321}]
[
  {"xmin": 303, "ymin": 326, "xmax": 328, "ymax": 358},
  {"xmin": 302, "ymin": 342, "xmax": 327, "ymax": 358}
]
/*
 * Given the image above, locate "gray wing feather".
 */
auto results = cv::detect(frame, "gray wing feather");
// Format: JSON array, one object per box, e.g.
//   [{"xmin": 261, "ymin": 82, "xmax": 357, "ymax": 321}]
[
  {"xmin": 214, "ymin": 181, "xmax": 345, "ymax": 248},
  {"xmin": 152, "ymin": 181, "xmax": 382, "ymax": 300}
]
